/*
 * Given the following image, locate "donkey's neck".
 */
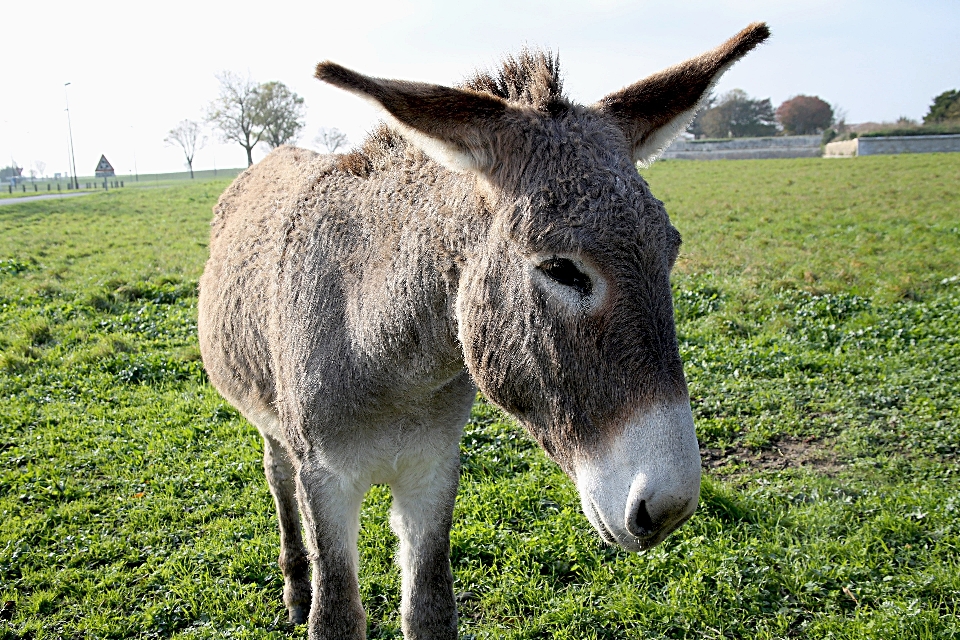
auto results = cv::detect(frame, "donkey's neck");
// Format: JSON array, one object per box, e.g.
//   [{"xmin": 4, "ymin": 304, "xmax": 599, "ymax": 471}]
[{"xmin": 340, "ymin": 155, "xmax": 489, "ymax": 394}]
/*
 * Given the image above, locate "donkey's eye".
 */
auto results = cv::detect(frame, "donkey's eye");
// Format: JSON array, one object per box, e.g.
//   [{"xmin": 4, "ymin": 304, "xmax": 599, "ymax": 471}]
[{"xmin": 538, "ymin": 258, "xmax": 592, "ymax": 296}]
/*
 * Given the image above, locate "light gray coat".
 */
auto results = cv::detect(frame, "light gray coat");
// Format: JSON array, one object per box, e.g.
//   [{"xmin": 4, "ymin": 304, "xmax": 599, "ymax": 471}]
[{"xmin": 198, "ymin": 23, "xmax": 769, "ymax": 640}]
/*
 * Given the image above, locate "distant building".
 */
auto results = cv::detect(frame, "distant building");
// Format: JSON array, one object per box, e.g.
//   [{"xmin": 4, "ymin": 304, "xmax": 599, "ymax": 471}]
[{"xmin": 95, "ymin": 155, "xmax": 115, "ymax": 178}]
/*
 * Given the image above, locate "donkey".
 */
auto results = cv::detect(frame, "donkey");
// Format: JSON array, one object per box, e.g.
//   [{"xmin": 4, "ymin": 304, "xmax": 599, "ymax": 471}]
[{"xmin": 198, "ymin": 23, "xmax": 769, "ymax": 639}]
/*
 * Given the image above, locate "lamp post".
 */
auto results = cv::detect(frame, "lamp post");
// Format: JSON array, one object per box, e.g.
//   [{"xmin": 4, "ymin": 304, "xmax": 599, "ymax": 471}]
[
  {"xmin": 64, "ymin": 82, "xmax": 78, "ymax": 189},
  {"xmin": 130, "ymin": 125, "xmax": 139, "ymax": 182}
]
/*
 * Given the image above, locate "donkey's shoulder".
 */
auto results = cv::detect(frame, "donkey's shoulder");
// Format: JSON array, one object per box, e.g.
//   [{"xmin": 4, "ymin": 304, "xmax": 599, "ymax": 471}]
[{"xmin": 212, "ymin": 146, "xmax": 340, "ymax": 232}]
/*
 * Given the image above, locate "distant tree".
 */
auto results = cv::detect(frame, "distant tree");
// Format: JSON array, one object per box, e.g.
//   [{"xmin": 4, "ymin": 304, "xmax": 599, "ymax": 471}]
[
  {"xmin": 686, "ymin": 95, "xmax": 716, "ymax": 139},
  {"xmin": 698, "ymin": 89, "xmax": 777, "ymax": 138},
  {"xmin": 776, "ymin": 95, "xmax": 834, "ymax": 135},
  {"xmin": 165, "ymin": 120, "xmax": 205, "ymax": 178},
  {"xmin": 33, "ymin": 160, "xmax": 46, "ymax": 180},
  {"xmin": 207, "ymin": 72, "xmax": 265, "ymax": 167},
  {"xmin": 923, "ymin": 89, "xmax": 960, "ymax": 124},
  {"xmin": 0, "ymin": 165, "xmax": 22, "ymax": 181},
  {"xmin": 315, "ymin": 127, "xmax": 349, "ymax": 153},
  {"xmin": 258, "ymin": 81, "xmax": 306, "ymax": 149}
]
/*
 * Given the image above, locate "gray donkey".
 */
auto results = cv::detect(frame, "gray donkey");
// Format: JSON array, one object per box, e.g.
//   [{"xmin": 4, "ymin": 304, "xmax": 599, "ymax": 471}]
[{"xmin": 198, "ymin": 23, "xmax": 769, "ymax": 640}]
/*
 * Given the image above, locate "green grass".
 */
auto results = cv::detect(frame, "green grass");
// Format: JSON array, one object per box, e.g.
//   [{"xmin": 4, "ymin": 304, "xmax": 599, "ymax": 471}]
[{"xmin": 1, "ymin": 154, "xmax": 959, "ymax": 639}]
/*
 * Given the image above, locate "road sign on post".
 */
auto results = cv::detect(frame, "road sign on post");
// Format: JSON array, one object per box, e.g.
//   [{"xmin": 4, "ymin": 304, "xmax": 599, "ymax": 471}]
[{"xmin": 94, "ymin": 155, "xmax": 115, "ymax": 178}]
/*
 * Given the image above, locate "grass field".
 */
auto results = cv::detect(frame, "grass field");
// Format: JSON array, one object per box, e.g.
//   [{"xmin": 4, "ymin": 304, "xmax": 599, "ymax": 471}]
[{"xmin": 1, "ymin": 153, "xmax": 958, "ymax": 639}]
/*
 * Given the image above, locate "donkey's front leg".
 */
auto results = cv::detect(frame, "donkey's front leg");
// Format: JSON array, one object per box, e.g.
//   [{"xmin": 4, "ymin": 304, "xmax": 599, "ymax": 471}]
[
  {"xmin": 295, "ymin": 460, "xmax": 367, "ymax": 640},
  {"xmin": 390, "ymin": 455, "xmax": 461, "ymax": 640}
]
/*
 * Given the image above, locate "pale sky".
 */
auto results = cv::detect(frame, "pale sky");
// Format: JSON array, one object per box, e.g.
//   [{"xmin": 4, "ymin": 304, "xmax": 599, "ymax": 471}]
[{"xmin": 2, "ymin": 0, "xmax": 957, "ymax": 177}]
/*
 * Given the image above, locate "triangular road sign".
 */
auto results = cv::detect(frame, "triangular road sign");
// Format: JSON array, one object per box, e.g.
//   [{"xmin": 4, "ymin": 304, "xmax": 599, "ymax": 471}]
[{"xmin": 95, "ymin": 154, "xmax": 115, "ymax": 177}]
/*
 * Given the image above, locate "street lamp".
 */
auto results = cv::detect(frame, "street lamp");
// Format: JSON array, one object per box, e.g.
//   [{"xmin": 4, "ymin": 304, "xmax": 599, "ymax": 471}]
[
  {"xmin": 64, "ymin": 82, "xmax": 78, "ymax": 189},
  {"xmin": 130, "ymin": 125, "xmax": 139, "ymax": 182}
]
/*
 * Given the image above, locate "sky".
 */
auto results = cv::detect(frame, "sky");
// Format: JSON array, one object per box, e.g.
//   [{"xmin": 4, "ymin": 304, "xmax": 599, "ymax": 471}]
[{"xmin": 2, "ymin": 0, "xmax": 957, "ymax": 177}]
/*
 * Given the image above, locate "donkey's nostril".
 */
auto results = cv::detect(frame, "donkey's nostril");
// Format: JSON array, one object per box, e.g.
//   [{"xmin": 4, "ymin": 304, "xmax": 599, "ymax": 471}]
[{"xmin": 629, "ymin": 499, "xmax": 655, "ymax": 537}]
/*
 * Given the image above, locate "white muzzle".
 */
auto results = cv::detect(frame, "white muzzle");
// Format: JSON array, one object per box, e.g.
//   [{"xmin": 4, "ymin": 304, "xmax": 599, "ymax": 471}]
[{"xmin": 574, "ymin": 400, "xmax": 701, "ymax": 552}]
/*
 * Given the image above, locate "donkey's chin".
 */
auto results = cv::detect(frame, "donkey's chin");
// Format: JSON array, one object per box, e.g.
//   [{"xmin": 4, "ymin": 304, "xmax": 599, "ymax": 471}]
[{"xmin": 574, "ymin": 400, "xmax": 701, "ymax": 553}]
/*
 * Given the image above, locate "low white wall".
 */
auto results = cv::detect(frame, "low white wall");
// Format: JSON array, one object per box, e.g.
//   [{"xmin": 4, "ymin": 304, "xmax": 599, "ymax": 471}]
[{"xmin": 823, "ymin": 139, "xmax": 858, "ymax": 158}]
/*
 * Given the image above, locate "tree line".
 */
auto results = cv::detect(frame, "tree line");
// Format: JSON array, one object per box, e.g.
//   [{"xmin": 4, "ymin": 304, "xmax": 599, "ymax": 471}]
[
  {"xmin": 688, "ymin": 90, "xmax": 836, "ymax": 139},
  {"xmin": 163, "ymin": 79, "xmax": 960, "ymax": 175},
  {"xmin": 165, "ymin": 73, "xmax": 349, "ymax": 177},
  {"xmin": 688, "ymin": 88, "xmax": 960, "ymax": 141}
]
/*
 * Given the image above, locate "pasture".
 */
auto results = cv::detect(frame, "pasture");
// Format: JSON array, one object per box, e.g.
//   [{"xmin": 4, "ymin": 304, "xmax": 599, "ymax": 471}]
[{"xmin": 0, "ymin": 153, "xmax": 958, "ymax": 639}]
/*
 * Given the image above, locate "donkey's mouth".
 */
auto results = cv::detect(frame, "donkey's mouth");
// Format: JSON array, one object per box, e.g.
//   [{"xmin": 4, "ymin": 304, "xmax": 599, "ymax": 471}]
[
  {"xmin": 586, "ymin": 498, "xmax": 656, "ymax": 552},
  {"xmin": 586, "ymin": 498, "xmax": 618, "ymax": 546}
]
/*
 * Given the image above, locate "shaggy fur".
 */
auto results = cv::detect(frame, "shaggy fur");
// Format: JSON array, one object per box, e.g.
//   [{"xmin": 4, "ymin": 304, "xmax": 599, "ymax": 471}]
[{"xmin": 199, "ymin": 24, "xmax": 768, "ymax": 640}]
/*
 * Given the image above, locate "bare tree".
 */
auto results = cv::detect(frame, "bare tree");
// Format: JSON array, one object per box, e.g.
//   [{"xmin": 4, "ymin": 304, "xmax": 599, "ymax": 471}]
[
  {"xmin": 33, "ymin": 160, "xmax": 46, "ymax": 180},
  {"xmin": 259, "ymin": 81, "xmax": 306, "ymax": 149},
  {"xmin": 165, "ymin": 120, "xmax": 205, "ymax": 178},
  {"xmin": 207, "ymin": 72, "xmax": 265, "ymax": 167},
  {"xmin": 687, "ymin": 94, "xmax": 716, "ymax": 139},
  {"xmin": 315, "ymin": 127, "xmax": 349, "ymax": 153}
]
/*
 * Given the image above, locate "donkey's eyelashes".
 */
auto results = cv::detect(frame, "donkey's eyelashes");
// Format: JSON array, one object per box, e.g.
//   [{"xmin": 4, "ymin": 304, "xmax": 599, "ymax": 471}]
[{"xmin": 538, "ymin": 258, "xmax": 593, "ymax": 296}]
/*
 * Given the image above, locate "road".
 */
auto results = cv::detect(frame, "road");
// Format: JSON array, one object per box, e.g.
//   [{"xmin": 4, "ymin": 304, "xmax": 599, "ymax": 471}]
[{"xmin": 0, "ymin": 191, "xmax": 95, "ymax": 206}]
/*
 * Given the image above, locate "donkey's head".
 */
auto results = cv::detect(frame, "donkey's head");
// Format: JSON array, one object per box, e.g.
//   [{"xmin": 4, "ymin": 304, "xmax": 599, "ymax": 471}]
[{"xmin": 317, "ymin": 24, "xmax": 769, "ymax": 552}]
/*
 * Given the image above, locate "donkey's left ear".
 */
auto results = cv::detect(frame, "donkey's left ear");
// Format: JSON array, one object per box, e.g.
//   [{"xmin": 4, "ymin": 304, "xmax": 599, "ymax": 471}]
[
  {"xmin": 596, "ymin": 22, "xmax": 770, "ymax": 167},
  {"xmin": 316, "ymin": 61, "xmax": 511, "ymax": 174}
]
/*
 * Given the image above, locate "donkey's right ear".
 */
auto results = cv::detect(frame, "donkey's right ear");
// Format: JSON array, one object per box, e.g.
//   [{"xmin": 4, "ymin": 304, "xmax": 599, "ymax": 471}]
[{"xmin": 316, "ymin": 62, "xmax": 509, "ymax": 174}]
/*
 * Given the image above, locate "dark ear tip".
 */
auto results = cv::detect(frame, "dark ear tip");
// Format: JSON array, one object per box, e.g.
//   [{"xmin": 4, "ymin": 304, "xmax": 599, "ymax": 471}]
[
  {"xmin": 314, "ymin": 61, "xmax": 342, "ymax": 82},
  {"xmin": 315, "ymin": 61, "xmax": 373, "ymax": 95},
  {"xmin": 742, "ymin": 21, "xmax": 771, "ymax": 45}
]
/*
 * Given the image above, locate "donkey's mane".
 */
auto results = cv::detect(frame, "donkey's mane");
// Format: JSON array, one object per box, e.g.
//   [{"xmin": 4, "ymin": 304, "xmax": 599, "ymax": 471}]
[
  {"xmin": 462, "ymin": 49, "xmax": 566, "ymax": 112},
  {"xmin": 336, "ymin": 49, "xmax": 567, "ymax": 177}
]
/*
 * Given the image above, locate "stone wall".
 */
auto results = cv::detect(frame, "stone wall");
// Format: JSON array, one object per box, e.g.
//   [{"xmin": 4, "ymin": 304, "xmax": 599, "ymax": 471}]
[
  {"xmin": 661, "ymin": 135, "xmax": 821, "ymax": 160},
  {"xmin": 824, "ymin": 134, "xmax": 960, "ymax": 157}
]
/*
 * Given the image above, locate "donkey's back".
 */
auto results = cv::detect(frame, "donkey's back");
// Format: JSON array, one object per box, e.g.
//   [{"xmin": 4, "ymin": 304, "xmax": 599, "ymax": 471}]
[{"xmin": 201, "ymin": 147, "xmax": 325, "ymax": 413}]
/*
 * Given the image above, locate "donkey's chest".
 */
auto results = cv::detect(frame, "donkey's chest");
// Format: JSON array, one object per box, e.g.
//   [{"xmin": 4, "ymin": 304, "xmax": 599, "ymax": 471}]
[
  {"xmin": 340, "ymin": 421, "xmax": 457, "ymax": 486},
  {"xmin": 314, "ymin": 378, "xmax": 475, "ymax": 486}
]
